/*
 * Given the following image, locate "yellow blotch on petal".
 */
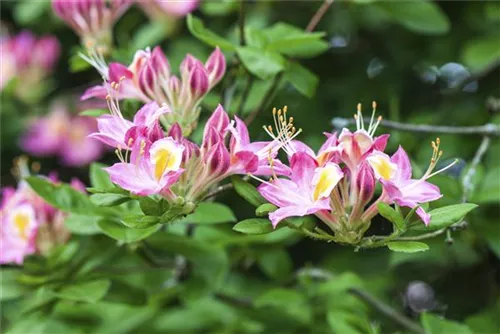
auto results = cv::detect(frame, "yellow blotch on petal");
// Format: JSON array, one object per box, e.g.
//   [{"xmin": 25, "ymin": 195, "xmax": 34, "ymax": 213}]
[
  {"xmin": 367, "ymin": 153, "xmax": 396, "ymax": 180},
  {"xmin": 150, "ymin": 139, "xmax": 184, "ymax": 181},
  {"xmin": 14, "ymin": 213, "xmax": 30, "ymax": 240},
  {"xmin": 313, "ymin": 164, "xmax": 343, "ymax": 201}
]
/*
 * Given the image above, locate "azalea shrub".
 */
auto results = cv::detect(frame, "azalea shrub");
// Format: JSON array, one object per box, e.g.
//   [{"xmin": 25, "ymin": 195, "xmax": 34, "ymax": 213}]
[{"xmin": 1, "ymin": 1, "xmax": 499, "ymax": 333}]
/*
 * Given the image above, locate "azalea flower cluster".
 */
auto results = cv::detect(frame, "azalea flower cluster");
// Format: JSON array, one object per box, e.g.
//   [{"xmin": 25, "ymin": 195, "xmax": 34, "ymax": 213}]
[
  {"xmin": 82, "ymin": 46, "xmax": 225, "ymax": 135},
  {"xmin": 254, "ymin": 104, "xmax": 455, "ymax": 243},
  {"xmin": 21, "ymin": 101, "xmax": 105, "ymax": 167},
  {"xmin": 51, "ymin": 0, "xmax": 198, "ymax": 54},
  {"xmin": 90, "ymin": 94, "xmax": 283, "ymax": 206},
  {"xmin": 0, "ymin": 159, "xmax": 84, "ymax": 264},
  {"xmin": 0, "ymin": 30, "xmax": 60, "ymax": 98},
  {"xmin": 52, "ymin": 0, "xmax": 131, "ymax": 54}
]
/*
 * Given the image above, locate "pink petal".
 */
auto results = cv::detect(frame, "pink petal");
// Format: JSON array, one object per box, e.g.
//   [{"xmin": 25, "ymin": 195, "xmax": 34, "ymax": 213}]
[
  {"xmin": 290, "ymin": 152, "xmax": 318, "ymax": 192},
  {"xmin": 133, "ymin": 101, "xmax": 169, "ymax": 126},
  {"xmin": 391, "ymin": 146, "xmax": 411, "ymax": 181}
]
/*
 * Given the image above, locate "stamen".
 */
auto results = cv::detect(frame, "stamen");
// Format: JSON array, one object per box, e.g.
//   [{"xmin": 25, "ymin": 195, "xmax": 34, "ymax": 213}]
[
  {"xmin": 357, "ymin": 103, "xmax": 364, "ymax": 130},
  {"xmin": 246, "ymin": 173, "xmax": 280, "ymax": 190},
  {"xmin": 263, "ymin": 106, "xmax": 302, "ymax": 156},
  {"xmin": 423, "ymin": 137, "xmax": 453, "ymax": 179}
]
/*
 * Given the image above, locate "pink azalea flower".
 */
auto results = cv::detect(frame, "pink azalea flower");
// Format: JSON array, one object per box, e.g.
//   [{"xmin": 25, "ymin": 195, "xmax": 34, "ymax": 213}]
[
  {"xmin": 52, "ymin": 0, "xmax": 131, "ymax": 52},
  {"xmin": 82, "ymin": 46, "xmax": 225, "ymax": 135},
  {"xmin": 21, "ymin": 103, "xmax": 105, "ymax": 167},
  {"xmin": 0, "ymin": 31, "xmax": 60, "ymax": 96},
  {"xmin": 367, "ymin": 142, "xmax": 455, "ymax": 225},
  {"xmin": 89, "ymin": 100, "xmax": 169, "ymax": 149},
  {"xmin": 258, "ymin": 152, "xmax": 344, "ymax": 227},
  {"xmin": 99, "ymin": 104, "xmax": 283, "ymax": 202},
  {"xmin": 106, "ymin": 137, "xmax": 185, "ymax": 196},
  {"xmin": 138, "ymin": 0, "xmax": 200, "ymax": 20},
  {"xmin": 0, "ymin": 161, "xmax": 84, "ymax": 264}
]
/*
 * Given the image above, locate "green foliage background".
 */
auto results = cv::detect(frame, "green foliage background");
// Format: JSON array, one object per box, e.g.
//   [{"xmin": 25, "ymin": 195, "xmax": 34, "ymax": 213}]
[{"xmin": 1, "ymin": 1, "xmax": 499, "ymax": 333}]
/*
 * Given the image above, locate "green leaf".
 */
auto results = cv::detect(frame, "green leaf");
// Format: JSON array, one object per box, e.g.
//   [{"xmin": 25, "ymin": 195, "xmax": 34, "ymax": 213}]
[
  {"xmin": 255, "ymin": 203, "xmax": 278, "ymax": 217},
  {"xmin": 14, "ymin": 0, "xmax": 49, "ymax": 25},
  {"xmin": 79, "ymin": 108, "xmax": 108, "ymax": 117},
  {"xmin": 177, "ymin": 202, "xmax": 236, "ymax": 224},
  {"xmin": 387, "ymin": 241, "xmax": 429, "ymax": 253},
  {"xmin": 187, "ymin": 14, "xmax": 236, "ymax": 51},
  {"xmin": 255, "ymin": 288, "xmax": 305, "ymax": 307},
  {"xmin": 91, "ymin": 193, "xmax": 131, "ymax": 207},
  {"xmin": 264, "ymin": 23, "xmax": 329, "ymax": 58},
  {"xmin": 26, "ymin": 176, "xmax": 96, "ymax": 215},
  {"xmin": 376, "ymin": 1, "xmax": 450, "ymax": 35},
  {"xmin": 64, "ymin": 213, "xmax": 101, "ymax": 235},
  {"xmin": 411, "ymin": 203, "xmax": 478, "ymax": 231},
  {"xmin": 1, "ymin": 269, "xmax": 27, "ymax": 301},
  {"xmin": 257, "ymin": 248, "xmax": 292, "ymax": 281},
  {"xmin": 200, "ymin": 0, "xmax": 239, "ymax": 16},
  {"xmin": 237, "ymin": 47, "xmax": 286, "ymax": 79},
  {"xmin": 284, "ymin": 62, "xmax": 319, "ymax": 98},
  {"xmin": 132, "ymin": 21, "xmax": 167, "ymax": 50},
  {"xmin": 377, "ymin": 202, "xmax": 405, "ymax": 230},
  {"xmin": 233, "ymin": 218, "xmax": 274, "ymax": 235},
  {"xmin": 138, "ymin": 197, "xmax": 169, "ymax": 216},
  {"xmin": 121, "ymin": 214, "xmax": 160, "ymax": 229},
  {"xmin": 97, "ymin": 218, "xmax": 160, "ymax": 243},
  {"xmin": 147, "ymin": 233, "xmax": 229, "ymax": 289},
  {"xmin": 254, "ymin": 288, "xmax": 311, "ymax": 324},
  {"xmin": 421, "ymin": 312, "xmax": 474, "ymax": 334},
  {"xmin": 90, "ymin": 163, "xmax": 114, "ymax": 189},
  {"xmin": 327, "ymin": 311, "xmax": 365, "ymax": 334},
  {"xmin": 55, "ymin": 280, "xmax": 111, "ymax": 303},
  {"xmin": 471, "ymin": 166, "xmax": 500, "ymax": 203},
  {"xmin": 231, "ymin": 176, "xmax": 267, "ymax": 207},
  {"xmin": 462, "ymin": 35, "xmax": 500, "ymax": 73}
]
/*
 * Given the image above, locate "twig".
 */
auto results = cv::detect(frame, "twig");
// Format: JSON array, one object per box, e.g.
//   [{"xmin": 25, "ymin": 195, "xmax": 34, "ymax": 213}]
[
  {"xmin": 239, "ymin": 1, "xmax": 246, "ymax": 46},
  {"xmin": 306, "ymin": 0, "xmax": 334, "ymax": 32},
  {"xmin": 461, "ymin": 136, "xmax": 491, "ymax": 201},
  {"xmin": 348, "ymin": 288, "xmax": 425, "ymax": 334},
  {"xmin": 332, "ymin": 118, "xmax": 500, "ymax": 137}
]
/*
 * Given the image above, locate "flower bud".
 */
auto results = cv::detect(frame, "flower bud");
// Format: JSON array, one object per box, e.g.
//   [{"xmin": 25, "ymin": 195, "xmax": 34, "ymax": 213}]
[
  {"xmin": 151, "ymin": 46, "xmax": 170, "ymax": 81},
  {"xmin": 188, "ymin": 64, "xmax": 209, "ymax": 99},
  {"xmin": 204, "ymin": 141, "xmax": 230, "ymax": 176},
  {"xmin": 138, "ymin": 63, "xmax": 158, "ymax": 100},
  {"xmin": 169, "ymin": 76, "xmax": 180, "ymax": 95},
  {"xmin": 204, "ymin": 104, "xmax": 229, "ymax": 138},
  {"xmin": 202, "ymin": 126, "xmax": 221, "ymax": 152},
  {"xmin": 356, "ymin": 163, "xmax": 375, "ymax": 206},
  {"xmin": 205, "ymin": 47, "xmax": 226, "ymax": 86},
  {"xmin": 180, "ymin": 54, "xmax": 202, "ymax": 74},
  {"xmin": 167, "ymin": 123, "xmax": 183, "ymax": 141}
]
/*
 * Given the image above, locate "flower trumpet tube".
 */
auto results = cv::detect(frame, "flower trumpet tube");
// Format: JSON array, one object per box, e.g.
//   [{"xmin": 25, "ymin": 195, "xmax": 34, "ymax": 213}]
[
  {"xmin": 52, "ymin": 0, "xmax": 131, "ymax": 53},
  {"xmin": 82, "ymin": 46, "xmax": 226, "ymax": 135},
  {"xmin": 137, "ymin": 0, "xmax": 199, "ymax": 21}
]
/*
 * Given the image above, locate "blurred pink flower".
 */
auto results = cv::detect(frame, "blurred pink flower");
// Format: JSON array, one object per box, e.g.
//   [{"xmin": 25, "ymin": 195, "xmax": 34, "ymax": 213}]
[
  {"xmin": 138, "ymin": 0, "xmax": 199, "ymax": 20},
  {"xmin": 0, "ymin": 31, "xmax": 60, "ymax": 94},
  {"xmin": 21, "ymin": 103, "xmax": 105, "ymax": 167},
  {"xmin": 52, "ymin": 0, "xmax": 131, "ymax": 52},
  {"xmin": 0, "ymin": 163, "xmax": 84, "ymax": 264}
]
